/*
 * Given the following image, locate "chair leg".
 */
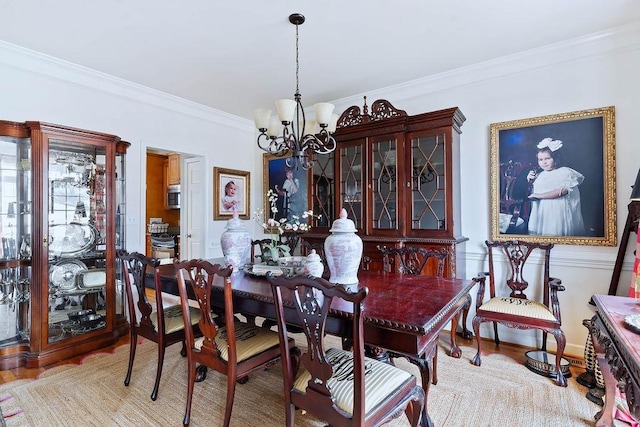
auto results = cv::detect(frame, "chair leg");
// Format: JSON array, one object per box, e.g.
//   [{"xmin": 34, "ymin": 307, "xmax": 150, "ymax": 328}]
[
  {"xmin": 151, "ymin": 344, "xmax": 166, "ymax": 401},
  {"xmin": 223, "ymin": 376, "xmax": 238, "ymax": 427},
  {"xmin": 471, "ymin": 317, "xmax": 482, "ymax": 366},
  {"xmin": 124, "ymin": 331, "xmax": 137, "ymax": 386},
  {"xmin": 183, "ymin": 363, "xmax": 197, "ymax": 427},
  {"xmin": 492, "ymin": 321, "xmax": 500, "ymax": 345},
  {"xmin": 553, "ymin": 329, "xmax": 568, "ymax": 387}
]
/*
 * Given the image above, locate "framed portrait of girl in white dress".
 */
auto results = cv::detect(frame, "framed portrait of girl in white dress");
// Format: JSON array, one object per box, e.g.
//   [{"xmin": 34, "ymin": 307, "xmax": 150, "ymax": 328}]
[
  {"xmin": 489, "ymin": 106, "xmax": 616, "ymax": 246},
  {"xmin": 213, "ymin": 167, "xmax": 250, "ymax": 220}
]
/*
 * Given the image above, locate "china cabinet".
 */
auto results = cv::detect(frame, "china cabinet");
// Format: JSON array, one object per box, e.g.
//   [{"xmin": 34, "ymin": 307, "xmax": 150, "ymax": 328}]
[
  {"xmin": 303, "ymin": 99, "xmax": 467, "ymax": 277},
  {"xmin": 0, "ymin": 120, "xmax": 129, "ymax": 369}
]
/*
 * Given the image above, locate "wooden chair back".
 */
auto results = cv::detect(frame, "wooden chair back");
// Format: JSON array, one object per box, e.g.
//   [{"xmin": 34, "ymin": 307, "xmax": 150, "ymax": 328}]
[
  {"xmin": 486, "ymin": 240, "xmax": 554, "ymax": 303},
  {"xmin": 250, "ymin": 239, "xmax": 273, "ymax": 263},
  {"xmin": 267, "ymin": 274, "xmax": 423, "ymax": 427},
  {"xmin": 378, "ymin": 245, "xmax": 447, "ymax": 276}
]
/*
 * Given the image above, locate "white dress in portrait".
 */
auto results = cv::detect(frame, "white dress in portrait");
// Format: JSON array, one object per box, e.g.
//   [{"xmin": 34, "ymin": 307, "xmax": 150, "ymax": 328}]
[{"xmin": 528, "ymin": 167, "xmax": 585, "ymax": 236}]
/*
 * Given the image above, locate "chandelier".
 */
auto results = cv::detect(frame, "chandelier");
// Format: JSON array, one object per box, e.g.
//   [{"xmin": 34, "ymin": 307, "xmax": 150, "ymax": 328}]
[{"xmin": 254, "ymin": 13, "xmax": 338, "ymax": 170}]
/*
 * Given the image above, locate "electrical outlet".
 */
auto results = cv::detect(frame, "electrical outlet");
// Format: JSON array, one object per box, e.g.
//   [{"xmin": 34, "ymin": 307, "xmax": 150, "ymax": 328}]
[{"xmin": 126, "ymin": 216, "xmax": 138, "ymax": 225}]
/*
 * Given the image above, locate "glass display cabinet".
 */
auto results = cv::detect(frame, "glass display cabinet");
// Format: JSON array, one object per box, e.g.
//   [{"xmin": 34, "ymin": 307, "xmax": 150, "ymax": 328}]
[
  {"xmin": 303, "ymin": 99, "xmax": 468, "ymax": 278},
  {"xmin": 0, "ymin": 121, "xmax": 129, "ymax": 369}
]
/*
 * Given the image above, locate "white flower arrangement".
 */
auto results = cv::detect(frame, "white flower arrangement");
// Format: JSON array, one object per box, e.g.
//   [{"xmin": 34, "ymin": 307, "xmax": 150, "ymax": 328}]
[{"xmin": 253, "ymin": 189, "xmax": 321, "ymax": 260}]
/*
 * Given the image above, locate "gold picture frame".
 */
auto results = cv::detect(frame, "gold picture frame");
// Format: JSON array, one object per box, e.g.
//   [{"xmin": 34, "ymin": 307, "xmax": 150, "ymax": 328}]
[
  {"xmin": 213, "ymin": 167, "xmax": 250, "ymax": 220},
  {"xmin": 490, "ymin": 106, "xmax": 616, "ymax": 246},
  {"xmin": 262, "ymin": 154, "xmax": 311, "ymax": 225}
]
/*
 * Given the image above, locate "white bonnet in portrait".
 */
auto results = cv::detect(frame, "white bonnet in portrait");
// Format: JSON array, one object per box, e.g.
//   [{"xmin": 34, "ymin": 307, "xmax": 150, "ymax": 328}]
[{"xmin": 537, "ymin": 137, "xmax": 563, "ymax": 152}]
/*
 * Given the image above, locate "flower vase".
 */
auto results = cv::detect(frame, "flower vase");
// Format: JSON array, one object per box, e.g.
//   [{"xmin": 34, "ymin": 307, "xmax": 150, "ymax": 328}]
[
  {"xmin": 220, "ymin": 212, "xmax": 252, "ymax": 271},
  {"xmin": 324, "ymin": 208, "xmax": 363, "ymax": 285},
  {"xmin": 266, "ymin": 247, "xmax": 280, "ymax": 264}
]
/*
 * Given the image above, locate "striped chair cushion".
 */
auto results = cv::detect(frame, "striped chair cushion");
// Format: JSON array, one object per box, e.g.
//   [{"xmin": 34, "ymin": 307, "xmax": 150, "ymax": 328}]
[
  {"xmin": 479, "ymin": 297, "xmax": 556, "ymax": 321},
  {"xmin": 195, "ymin": 321, "xmax": 280, "ymax": 362},
  {"xmin": 151, "ymin": 305, "xmax": 202, "ymax": 334},
  {"xmin": 293, "ymin": 347, "xmax": 414, "ymax": 415}
]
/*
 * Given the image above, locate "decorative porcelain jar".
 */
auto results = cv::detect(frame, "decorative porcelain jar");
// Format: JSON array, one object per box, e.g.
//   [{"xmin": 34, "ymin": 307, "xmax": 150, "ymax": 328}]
[
  {"xmin": 324, "ymin": 208, "xmax": 363, "ymax": 285},
  {"xmin": 304, "ymin": 249, "xmax": 324, "ymax": 278},
  {"xmin": 220, "ymin": 211, "xmax": 252, "ymax": 271}
]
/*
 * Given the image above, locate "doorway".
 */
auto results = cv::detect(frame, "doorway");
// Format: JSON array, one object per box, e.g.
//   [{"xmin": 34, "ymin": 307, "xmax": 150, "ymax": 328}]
[{"xmin": 145, "ymin": 148, "xmax": 205, "ymax": 260}]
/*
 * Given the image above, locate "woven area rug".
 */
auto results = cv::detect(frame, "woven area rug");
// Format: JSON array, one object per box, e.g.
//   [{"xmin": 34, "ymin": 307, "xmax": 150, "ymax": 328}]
[{"xmin": 0, "ymin": 335, "xmax": 602, "ymax": 426}]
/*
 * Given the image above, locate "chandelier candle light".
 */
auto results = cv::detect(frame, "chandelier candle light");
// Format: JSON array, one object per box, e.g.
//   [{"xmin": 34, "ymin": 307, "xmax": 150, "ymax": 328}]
[{"xmin": 254, "ymin": 13, "xmax": 338, "ymax": 170}]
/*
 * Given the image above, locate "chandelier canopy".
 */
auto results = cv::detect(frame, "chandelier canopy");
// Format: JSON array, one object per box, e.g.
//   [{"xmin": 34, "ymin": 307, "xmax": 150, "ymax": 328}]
[{"xmin": 254, "ymin": 13, "xmax": 338, "ymax": 170}]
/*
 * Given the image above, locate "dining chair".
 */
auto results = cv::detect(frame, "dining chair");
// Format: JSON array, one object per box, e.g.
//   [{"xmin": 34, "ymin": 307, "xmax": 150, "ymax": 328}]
[
  {"xmin": 174, "ymin": 258, "xmax": 300, "ymax": 427},
  {"xmin": 250, "ymin": 238, "xmax": 273, "ymax": 264},
  {"xmin": 471, "ymin": 240, "xmax": 567, "ymax": 386},
  {"xmin": 119, "ymin": 250, "xmax": 202, "ymax": 401},
  {"xmin": 267, "ymin": 273, "xmax": 424, "ymax": 427},
  {"xmin": 377, "ymin": 245, "xmax": 463, "ymax": 385}
]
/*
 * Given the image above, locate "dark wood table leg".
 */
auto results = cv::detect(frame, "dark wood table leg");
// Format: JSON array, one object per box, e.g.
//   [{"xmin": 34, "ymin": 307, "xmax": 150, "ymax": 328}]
[
  {"xmin": 592, "ymin": 333, "xmax": 616, "ymax": 427},
  {"xmin": 407, "ymin": 348, "xmax": 436, "ymax": 427}
]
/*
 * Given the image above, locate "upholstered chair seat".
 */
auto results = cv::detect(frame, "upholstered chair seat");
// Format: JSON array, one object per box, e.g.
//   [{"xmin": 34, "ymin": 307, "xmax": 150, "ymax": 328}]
[
  {"xmin": 194, "ymin": 321, "xmax": 281, "ymax": 362},
  {"xmin": 478, "ymin": 297, "xmax": 557, "ymax": 321},
  {"xmin": 292, "ymin": 347, "xmax": 415, "ymax": 416},
  {"xmin": 151, "ymin": 305, "xmax": 201, "ymax": 334}
]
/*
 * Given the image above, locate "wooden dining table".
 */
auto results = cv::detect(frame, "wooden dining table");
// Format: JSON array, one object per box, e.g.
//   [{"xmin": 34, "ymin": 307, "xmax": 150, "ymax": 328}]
[{"xmin": 156, "ymin": 261, "xmax": 480, "ymax": 427}]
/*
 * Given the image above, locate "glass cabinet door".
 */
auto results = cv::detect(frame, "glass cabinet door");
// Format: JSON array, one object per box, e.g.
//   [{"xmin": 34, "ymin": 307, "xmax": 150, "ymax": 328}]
[
  {"xmin": 410, "ymin": 133, "xmax": 446, "ymax": 231},
  {"xmin": 371, "ymin": 136, "xmax": 399, "ymax": 231},
  {"xmin": 339, "ymin": 143, "xmax": 363, "ymax": 229},
  {"xmin": 311, "ymin": 153, "xmax": 334, "ymax": 228},
  {"xmin": 47, "ymin": 140, "xmax": 109, "ymax": 343},
  {"xmin": 0, "ymin": 133, "xmax": 32, "ymax": 346}
]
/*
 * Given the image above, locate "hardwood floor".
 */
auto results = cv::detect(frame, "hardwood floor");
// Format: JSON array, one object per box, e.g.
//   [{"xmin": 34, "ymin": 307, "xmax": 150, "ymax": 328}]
[
  {"xmin": 0, "ymin": 334, "xmax": 130, "ymax": 384},
  {"xmin": 0, "ymin": 333, "xmax": 583, "ymax": 384}
]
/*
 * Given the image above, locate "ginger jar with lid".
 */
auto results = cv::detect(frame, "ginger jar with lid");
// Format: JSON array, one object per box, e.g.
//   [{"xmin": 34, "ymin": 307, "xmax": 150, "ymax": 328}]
[
  {"xmin": 324, "ymin": 208, "xmax": 363, "ymax": 285},
  {"xmin": 220, "ymin": 211, "xmax": 252, "ymax": 270}
]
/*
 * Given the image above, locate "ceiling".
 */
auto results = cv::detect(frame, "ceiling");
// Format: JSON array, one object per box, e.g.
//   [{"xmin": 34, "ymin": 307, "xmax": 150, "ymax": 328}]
[{"xmin": 2, "ymin": 1, "xmax": 640, "ymax": 121}]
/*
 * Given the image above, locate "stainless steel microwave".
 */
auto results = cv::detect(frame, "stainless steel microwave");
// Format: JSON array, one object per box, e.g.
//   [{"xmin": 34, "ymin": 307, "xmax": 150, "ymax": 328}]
[{"xmin": 167, "ymin": 184, "xmax": 180, "ymax": 209}]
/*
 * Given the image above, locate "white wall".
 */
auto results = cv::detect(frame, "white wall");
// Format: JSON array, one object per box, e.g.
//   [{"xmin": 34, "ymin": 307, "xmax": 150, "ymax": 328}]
[{"xmin": 1, "ymin": 22, "xmax": 639, "ymax": 358}]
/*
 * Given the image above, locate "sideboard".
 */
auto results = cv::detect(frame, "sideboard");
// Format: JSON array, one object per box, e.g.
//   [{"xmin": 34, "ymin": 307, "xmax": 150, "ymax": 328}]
[{"xmin": 591, "ymin": 294, "xmax": 640, "ymax": 426}]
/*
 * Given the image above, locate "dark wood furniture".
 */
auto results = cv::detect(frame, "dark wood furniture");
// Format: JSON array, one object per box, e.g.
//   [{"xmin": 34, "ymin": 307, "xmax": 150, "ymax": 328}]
[
  {"xmin": 156, "ymin": 262, "xmax": 479, "ymax": 427},
  {"xmin": 608, "ymin": 201, "xmax": 640, "ymax": 295},
  {"xmin": 0, "ymin": 121, "xmax": 129, "ymax": 369},
  {"xmin": 591, "ymin": 295, "xmax": 640, "ymax": 426},
  {"xmin": 267, "ymin": 274, "xmax": 424, "ymax": 427},
  {"xmin": 174, "ymin": 259, "xmax": 299, "ymax": 427},
  {"xmin": 377, "ymin": 245, "xmax": 464, "ymax": 385},
  {"xmin": 120, "ymin": 251, "xmax": 200, "ymax": 401},
  {"xmin": 472, "ymin": 240, "xmax": 568, "ymax": 387},
  {"xmin": 302, "ymin": 99, "xmax": 467, "ymax": 279}
]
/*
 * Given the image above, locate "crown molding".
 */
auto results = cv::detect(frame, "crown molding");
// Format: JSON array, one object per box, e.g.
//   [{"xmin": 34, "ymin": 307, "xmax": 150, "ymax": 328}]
[
  {"xmin": 334, "ymin": 21, "xmax": 640, "ymax": 109},
  {"xmin": 0, "ymin": 40, "xmax": 253, "ymax": 131}
]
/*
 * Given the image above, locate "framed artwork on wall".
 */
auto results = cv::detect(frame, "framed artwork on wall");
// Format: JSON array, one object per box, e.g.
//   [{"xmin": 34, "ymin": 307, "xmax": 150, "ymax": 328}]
[
  {"xmin": 262, "ymin": 154, "xmax": 311, "ymax": 226},
  {"xmin": 489, "ymin": 106, "xmax": 616, "ymax": 246},
  {"xmin": 213, "ymin": 167, "xmax": 250, "ymax": 220}
]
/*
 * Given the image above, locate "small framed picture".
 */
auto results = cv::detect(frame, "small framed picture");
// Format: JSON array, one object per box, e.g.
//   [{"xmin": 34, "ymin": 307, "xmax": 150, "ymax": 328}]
[
  {"xmin": 214, "ymin": 167, "xmax": 250, "ymax": 220},
  {"xmin": 489, "ymin": 106, "xmax": 616, "ymax": 246}
]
